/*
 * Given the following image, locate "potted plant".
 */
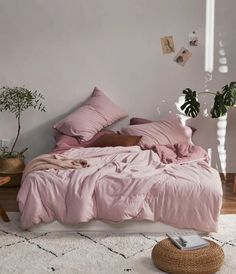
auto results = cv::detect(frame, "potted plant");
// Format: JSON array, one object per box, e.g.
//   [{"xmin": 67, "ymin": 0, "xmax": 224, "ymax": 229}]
[
  {"xmin": 180, "ymin": 81, "xmax": 236, "ymax": 118},
  {"xmin": 0, "ymin": 86, "xmax": 46, "ymax": 186}
]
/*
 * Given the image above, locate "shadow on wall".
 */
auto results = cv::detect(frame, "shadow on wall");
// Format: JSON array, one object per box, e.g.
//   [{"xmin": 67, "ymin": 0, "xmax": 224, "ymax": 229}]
[
  {"xmin": 215, "ymin": 33, "xmax": 229, "ymax": 174},
  {"xmin": 186, "ymin": 115, "xmax": 221, "ymax": 170},
  {"xmin": 14, "ymin": 96, "xmax": 91, "ymax": 162},
  {"xmin": 225, "ymin": 108, "xmax": 236, "ymax": 173},
  {"xmin": 16, "ymin": 118, "xmax": 56, "ymax": 163}
]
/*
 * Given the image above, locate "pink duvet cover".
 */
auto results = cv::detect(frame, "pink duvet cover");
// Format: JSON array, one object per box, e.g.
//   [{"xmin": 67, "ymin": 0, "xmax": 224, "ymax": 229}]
[{"xmin": 17, "ymin": 146, "xmax": 222, "ymax": 232}]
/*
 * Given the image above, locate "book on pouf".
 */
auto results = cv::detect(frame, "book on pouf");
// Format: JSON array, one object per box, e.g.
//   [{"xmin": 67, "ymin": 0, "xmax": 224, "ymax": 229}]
[{"xmin": 166, "ymin": 232, "xmax": 209, "ymax": 250}]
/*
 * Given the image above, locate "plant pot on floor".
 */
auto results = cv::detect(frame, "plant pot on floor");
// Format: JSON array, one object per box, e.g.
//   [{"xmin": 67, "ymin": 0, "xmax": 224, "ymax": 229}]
[{"xmin": 0, "ymin": 157, "xmax": 25, "ymax": 187}]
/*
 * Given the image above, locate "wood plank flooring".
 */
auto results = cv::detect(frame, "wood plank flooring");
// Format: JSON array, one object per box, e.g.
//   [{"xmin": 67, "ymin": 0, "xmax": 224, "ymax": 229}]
[
  {"xmin": 221, "ymin": 177, "xmax": 236, "ymax": 214},
  {"xmin": 0, "ymin": 181, "xmax": 236, "ymax": 214}
]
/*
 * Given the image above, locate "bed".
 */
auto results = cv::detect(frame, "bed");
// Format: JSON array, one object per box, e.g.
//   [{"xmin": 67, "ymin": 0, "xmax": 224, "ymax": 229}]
[
  {"xmin": 17, "ymin": 145, "xmax": 222, "ymax": 233},
  {"xmin": 17, "ymin": 88, "xmax": 223, "ymax": 233}
]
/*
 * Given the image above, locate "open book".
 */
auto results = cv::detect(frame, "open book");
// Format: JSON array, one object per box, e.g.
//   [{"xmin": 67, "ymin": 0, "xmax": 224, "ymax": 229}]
[{"xmin": 166, "ymin": 232, "xmax": 209, "ymax": 250}]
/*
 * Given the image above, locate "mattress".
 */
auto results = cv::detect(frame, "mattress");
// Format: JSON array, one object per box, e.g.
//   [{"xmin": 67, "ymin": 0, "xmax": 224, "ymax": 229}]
[{"xmin": 30, "ymin": 219, "xmax": 202, "ymax": 234}]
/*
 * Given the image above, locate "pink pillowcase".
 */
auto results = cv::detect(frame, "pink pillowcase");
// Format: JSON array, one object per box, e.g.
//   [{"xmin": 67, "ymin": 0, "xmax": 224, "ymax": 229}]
[
  {"xmin": 120, "ymin": 114, "xmax": 193, "ymax": 147},
  {"xmin": 130, "ymin": 116, "xmax": 197, "ymax": 135},
  {"xmin": 53, "ymin": 130, "xmax": 114, "ymax": 153},
  {"xmin": 54, "ymin": 87, "xmax": 128, "ymax": 141},
  {"xmin": 130, "ymin": 117, "xmax": 152, "ymax": 125}
]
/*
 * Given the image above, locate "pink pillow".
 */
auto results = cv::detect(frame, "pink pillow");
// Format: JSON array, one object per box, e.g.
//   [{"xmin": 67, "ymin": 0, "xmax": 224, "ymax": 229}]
[
  {"xmin": 54, "ymin": 132, "xmax": 80, "ymax": 147},
  {"xmin": 130, "ymin": 116, "xmax": 197, "ymax": 135},
  {"xmin": 54, "ymin": 87, "xmax": 128, "ymax": 141},
  {"xmin": 130, "ymin": 117, "xmax": 152, "ymax": 125},
  {"xmin": 120, "ymin": 114, "xmax": 193, "ymax": 147},
  {"xmin": 53, "ymin": 130, "xmax": 114, "ymax": 153}
]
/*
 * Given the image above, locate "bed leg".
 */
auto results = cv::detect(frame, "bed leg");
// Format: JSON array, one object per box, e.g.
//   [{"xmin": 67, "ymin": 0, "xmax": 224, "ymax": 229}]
[
  {"xmin": 233, "ymin": 173, "xmax": 236, "ymax": 194},
  {"xmin": 0, "ymin": 207, "xmax": 10, "ymax": 222}
]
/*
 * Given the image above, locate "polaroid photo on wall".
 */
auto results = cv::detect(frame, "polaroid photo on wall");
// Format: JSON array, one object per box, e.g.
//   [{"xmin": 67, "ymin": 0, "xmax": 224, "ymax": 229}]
[
  {"xmin": 189, "ymin": 31, "xmax": 198, "ymax": 46},
  {"xmin": 160, "ymin": 36, "xmax": 175, "ymax": 54},
  {"xmin": 174, "ymin": 47, "xmax": 192, "ymax": 66}
]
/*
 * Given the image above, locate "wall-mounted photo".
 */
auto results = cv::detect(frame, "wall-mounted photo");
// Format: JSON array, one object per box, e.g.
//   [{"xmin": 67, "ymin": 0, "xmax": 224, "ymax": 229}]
[
  {"xmin": 174, "ymin": 47, "xmax": 192, "ymax": 66},
  {"xmin": 189, "ymin": 31, "xmax": 198, "ymax": 46},
  {"xmin": 160, "ymin": 36, "xmax": 175, "ymax": 54}
]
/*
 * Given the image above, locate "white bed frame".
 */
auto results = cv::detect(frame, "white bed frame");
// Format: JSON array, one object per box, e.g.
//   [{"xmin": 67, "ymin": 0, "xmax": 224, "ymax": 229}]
[{"xmin": 30, "ymin": 220, "xmax": 201, "ymax": 234}]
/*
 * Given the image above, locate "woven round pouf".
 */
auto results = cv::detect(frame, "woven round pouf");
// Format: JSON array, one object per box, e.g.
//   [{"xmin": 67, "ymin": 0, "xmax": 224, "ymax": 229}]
[{"xmin": 152, "ymin": 239, "xmax": 224, "ymax": 274}]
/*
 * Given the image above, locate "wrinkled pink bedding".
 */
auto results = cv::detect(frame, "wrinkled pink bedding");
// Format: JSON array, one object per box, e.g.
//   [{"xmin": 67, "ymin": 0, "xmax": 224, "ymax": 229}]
[
  {"xmin": 149, "ymin": 143, "xmax": 209, "ymax": 164},
  {"xmin": 22, "ymin": 154, "xmax": 89, "ymax": 179},
  {"xmin": 17, "ymin": 146, "xmax": 222, "ymax": 232}
]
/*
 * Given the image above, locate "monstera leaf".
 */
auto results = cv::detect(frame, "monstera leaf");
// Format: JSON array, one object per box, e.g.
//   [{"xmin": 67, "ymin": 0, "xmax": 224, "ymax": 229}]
[
  {"xmin": 210, "ymin": 82, "xmax": 236, "ymax": 118},
  {"xmin": 222, "ymin": 81, "xmax": 236, "ymax": 107},
  {"xmin": 180, "ymin": 88, "xmax": 200, "ymax": 118},
  {"xmin": 210, "ymin": 92, "xmax": 228, "ymax": 118}
]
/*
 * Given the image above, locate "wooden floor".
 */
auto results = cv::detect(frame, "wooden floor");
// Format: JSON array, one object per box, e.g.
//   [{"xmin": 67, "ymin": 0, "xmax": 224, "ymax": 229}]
[
  {"xmin": 221, "ymin": 182, "xmax": 236, "ymax": 214},
  {"xmin": 0, "ymin": 181, "xmax": 236, "ymax": 214}
]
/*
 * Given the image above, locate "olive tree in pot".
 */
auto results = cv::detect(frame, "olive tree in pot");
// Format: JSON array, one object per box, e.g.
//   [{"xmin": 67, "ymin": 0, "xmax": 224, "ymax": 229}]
[{"xmin": 0, "ymin": 86, "xmax": 46, "ymax": 186}]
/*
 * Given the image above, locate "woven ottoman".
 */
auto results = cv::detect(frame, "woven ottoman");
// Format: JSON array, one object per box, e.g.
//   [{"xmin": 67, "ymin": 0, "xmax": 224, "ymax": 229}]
[{"xmin": 152, "ymin": 239, "xmax": 224, "ymax": 274}]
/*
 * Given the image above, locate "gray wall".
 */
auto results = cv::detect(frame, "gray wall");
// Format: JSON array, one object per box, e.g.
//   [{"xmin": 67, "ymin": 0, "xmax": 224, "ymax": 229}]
[{"xmin": 0, "ymin": 0, "xmax": 235, "ymax": 172}]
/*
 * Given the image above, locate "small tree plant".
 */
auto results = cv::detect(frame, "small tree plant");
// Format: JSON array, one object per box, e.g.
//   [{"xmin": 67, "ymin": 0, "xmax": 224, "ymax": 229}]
[
  {"xmin": 180, "ymin": 81, "xmax": 236, "ymax": 118},
  {"xmin": 0, "ymin": 86, "xmax": 46, "ymax": 158}
]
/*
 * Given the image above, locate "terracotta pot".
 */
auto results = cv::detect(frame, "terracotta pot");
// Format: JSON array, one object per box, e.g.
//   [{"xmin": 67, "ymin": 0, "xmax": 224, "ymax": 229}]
[{"xmin": 0, "ymin": 157, "xmax": 25, "ymax": 187}]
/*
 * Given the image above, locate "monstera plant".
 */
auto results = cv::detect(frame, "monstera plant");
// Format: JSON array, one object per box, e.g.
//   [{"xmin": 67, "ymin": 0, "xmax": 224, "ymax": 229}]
[{"xmin": 180, "ymin": 81, "xmax": 236, "ymax": 118}]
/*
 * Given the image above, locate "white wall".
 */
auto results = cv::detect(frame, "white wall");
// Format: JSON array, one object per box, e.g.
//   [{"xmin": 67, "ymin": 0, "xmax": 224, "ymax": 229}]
[{"xmin": 0, "ymin": 0, "xmax": 235, "ymax": 172}]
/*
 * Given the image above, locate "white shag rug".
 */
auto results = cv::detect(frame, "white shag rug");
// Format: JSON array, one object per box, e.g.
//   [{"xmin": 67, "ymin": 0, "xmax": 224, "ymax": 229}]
[{"xmin": 0, "ymin": 213, "xmax": 236, "ymax": 274}]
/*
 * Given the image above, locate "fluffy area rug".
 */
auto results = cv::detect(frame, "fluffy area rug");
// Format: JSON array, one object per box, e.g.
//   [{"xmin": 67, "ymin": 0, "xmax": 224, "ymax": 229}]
[{"xmin": 0, "ymin": 213, "xmax": 236, "ymax": 274}]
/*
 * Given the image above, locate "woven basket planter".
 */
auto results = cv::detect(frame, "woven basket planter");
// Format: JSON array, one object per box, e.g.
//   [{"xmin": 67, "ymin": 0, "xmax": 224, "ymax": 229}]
[
  {"xmin": 0, "ymin": 157, "xmax": 25, "ymax": 187},
  {"xmin": 152, "ymin": 239, "xmax": 224, "ymax": 274}
]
